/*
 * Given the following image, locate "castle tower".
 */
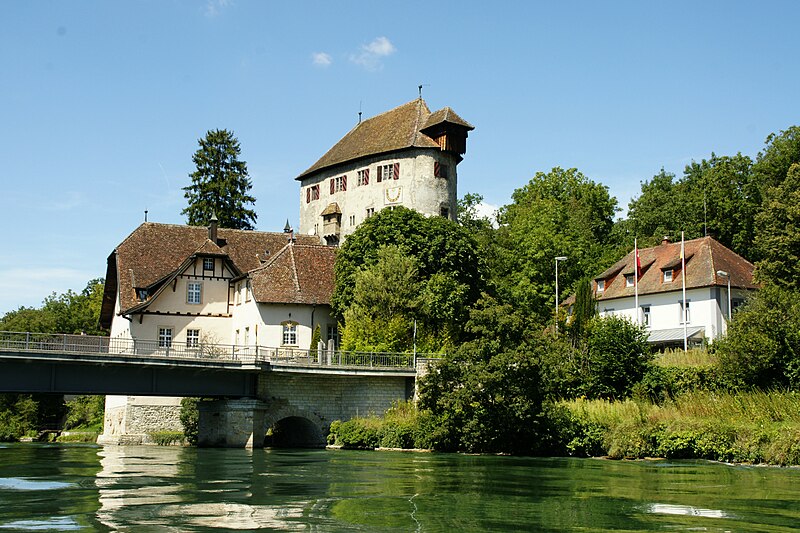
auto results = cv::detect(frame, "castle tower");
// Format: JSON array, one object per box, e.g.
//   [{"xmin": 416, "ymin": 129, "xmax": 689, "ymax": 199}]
[{"xmin": 296, "ymin": 98, "xmax": 474, "ymax": 245}]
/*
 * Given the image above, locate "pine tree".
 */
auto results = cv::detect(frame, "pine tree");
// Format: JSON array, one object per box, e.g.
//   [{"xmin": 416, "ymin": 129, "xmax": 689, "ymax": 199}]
[{"xmin": 182, "ymin": 129, "xmax": 257, "ymax": 230}]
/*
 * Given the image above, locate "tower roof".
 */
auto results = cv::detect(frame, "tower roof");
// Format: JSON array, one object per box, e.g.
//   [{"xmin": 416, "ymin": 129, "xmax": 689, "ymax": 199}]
[{"xmin": 296, "ymin": 98, "xmax": 471, "ymax": 180}]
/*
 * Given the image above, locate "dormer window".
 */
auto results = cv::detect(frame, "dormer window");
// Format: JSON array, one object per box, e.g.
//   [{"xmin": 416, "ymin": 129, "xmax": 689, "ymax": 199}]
[
  {"xmin": 625, "ymin": 274, "xmax": 634, "ymax": 288},
  {"xmin": 137, "ymin": 289, "xmax": 148, "ymax": 301},
  {"xmin": 663, "ymin": 269, "xmax": 673, "ymax": 283},
  {"xmin": 597, "ymin": 279, "xmax": 605, "ymax": 293}
]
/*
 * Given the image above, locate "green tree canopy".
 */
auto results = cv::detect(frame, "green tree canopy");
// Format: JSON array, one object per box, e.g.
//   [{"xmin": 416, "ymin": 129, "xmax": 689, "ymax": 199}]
[
  {"xmin": 493, "ymin": 167, "xmax": 618, "ymax": 321},
  {"xmin": 333, "ymin": 207, "xmax": 486, "ymax": 352},
  {"xmin": 182, "ymin": 129, "xmax": 257, "ymax": 230},
  {"xmin": 754, "ymin": 163, "xmax": 800, "ymax": 288}
]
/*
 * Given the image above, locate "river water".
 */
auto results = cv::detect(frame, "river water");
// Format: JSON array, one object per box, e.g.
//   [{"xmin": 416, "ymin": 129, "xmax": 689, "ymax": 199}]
[{"xmin": 1, "ymin": 444, "xmax": 799, "ymax": 532}]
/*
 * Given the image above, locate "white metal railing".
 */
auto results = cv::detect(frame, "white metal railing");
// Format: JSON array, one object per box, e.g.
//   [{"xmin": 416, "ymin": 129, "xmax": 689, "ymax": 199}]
[{"xmin": 0, "ymin": 331, "xmax": 435, "ymax": 370}]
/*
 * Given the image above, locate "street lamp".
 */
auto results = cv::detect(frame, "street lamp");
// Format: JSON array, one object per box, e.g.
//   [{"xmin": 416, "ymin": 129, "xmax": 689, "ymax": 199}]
[
  {"xmin": 717, "ymin": 270, "xmax": 731, "ymax": 321},
  {"xmin": 555, "ymin": 256, "xmax": 568, "ymax": 333}
]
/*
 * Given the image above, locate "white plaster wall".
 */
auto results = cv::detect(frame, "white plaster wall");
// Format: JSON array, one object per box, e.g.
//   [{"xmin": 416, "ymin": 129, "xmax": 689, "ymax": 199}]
[
  {"xmin": 598, "ymin": 287, "xmax": 727, "ymax": 342},
  {"xmin": 298, "ymin": 149, "xmax": 459, "ymax": 239}
]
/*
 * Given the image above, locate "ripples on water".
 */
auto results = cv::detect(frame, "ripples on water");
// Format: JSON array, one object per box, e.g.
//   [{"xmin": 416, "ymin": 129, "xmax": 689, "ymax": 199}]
[{"xmin": 1, "ymin": 444, "xmax": 800, "ymax": 531}]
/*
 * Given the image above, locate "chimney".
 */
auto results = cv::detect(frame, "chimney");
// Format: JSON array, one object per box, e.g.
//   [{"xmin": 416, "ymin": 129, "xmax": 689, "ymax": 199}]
[
  {"xmin": 209, "ymin": 213, "xmax": 218, "ymax": 243},
  {"xmin": 661, "ymin": 236, "xmax": 671, "ymax": 245}
]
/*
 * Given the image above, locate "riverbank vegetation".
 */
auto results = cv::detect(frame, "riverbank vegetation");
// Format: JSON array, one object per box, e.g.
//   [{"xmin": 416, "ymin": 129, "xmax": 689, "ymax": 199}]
[{"xmin": 329, "ymin": 126, "xmax": 800, "ymax": 465}]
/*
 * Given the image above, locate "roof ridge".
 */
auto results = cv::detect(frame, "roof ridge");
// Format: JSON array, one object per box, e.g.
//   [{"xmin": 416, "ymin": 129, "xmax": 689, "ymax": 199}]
[
  {"xmin": 409, "ymin": 98, "xmax": 426, "ymax": 146},
  {"xmin": 289, "ymin": 245, "xmax": 301, "ymax": 295}
]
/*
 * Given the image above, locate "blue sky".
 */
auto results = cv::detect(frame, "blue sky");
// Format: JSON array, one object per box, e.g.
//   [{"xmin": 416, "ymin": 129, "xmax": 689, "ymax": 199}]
[{"xmin": 1, "ymin": 1, "xmax": 798, "ymax": 315}]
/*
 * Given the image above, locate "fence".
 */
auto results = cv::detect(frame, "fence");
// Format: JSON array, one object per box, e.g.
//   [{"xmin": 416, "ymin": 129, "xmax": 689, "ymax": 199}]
[{"xmin": 0, "ymin": 331, "xmax": 432, "ymax": 370}]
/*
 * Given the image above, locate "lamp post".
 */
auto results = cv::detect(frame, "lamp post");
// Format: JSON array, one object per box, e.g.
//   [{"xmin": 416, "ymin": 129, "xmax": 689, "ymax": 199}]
[
  {"xmin": 555, "ymin": 256, "xmax": 568, "ymax": 333},
  {"xmin": 717, "ymin": 270, "xmax": 731, "ymax": 321}
]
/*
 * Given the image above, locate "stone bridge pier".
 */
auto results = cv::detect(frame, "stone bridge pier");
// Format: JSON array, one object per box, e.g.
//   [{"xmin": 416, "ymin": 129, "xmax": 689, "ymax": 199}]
[{"xmin": 197, "ymin": 371, "xmax": 416, "ymax": 448}]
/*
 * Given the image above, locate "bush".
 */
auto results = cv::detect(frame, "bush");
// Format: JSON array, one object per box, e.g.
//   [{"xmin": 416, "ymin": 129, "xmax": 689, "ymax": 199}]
[
  {"xmin": 582, "ymin": 316, "xmax": 652, "ymax": 399},
  {"xmin": 149, "ymin": 431, "xmax": 186, "ymax": 446},
  {"xmin": 180, "ymin": 398, "xmax": 199, "ymax": 445},
  {"xmin": 64, "ymin": 395, "xmax": 105, "ymax": 431}
]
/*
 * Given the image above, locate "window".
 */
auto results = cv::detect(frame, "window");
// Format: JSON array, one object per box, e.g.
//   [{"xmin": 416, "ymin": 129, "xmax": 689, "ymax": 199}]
[
  {"xmin": 158, "ymin": 327, "xmax": 173, "ymax": 348},
  {"xmin": 679, "ymin": 300, "xmax": 691, "ymax": 324},
  {"xmin": 440, "ymin": 206, "xmax": 449, "ymax": 218},
  {"xmin": 625, "ymin": 274, "xmax": 634, "ymax": 288},
  {"xmin": 326, "ymin": 324, "xmax": 341, "ymax": 349},
  {"xmin": 597, "ymin": 279, "xmax": 605, "ymax": 293},
  {"xmin": 663, "ymin": 269, "xmax": 673, "ymax": 283},
  {"xmin": 330, "ymin": 175, "xmax": 347, "ymax": 193},
  {"xmin": 357, "ymin": 169, "xmax": 370, "ymax": 186},
  {"xmin": 186, "ymin": 329, "xmax": 200, "ymax": 348},
  {"xmin": 282, "ymin": 322, "xmax": 297, "ymax": 346},
  {"xmin": 245, "ymin": 280, "xmax": 251, "ymax": 302},
  {"xmin": 187, "ymin": 281, "xmax": 202, "ymax": 304},
  {"xmin": 203, "ymin": 258, "xmax": 214, "ymax": 271},
  {"xmin": 434, "ymin": 161, "xmax": 449, "ymax": 178},
  {"xmin": 234, "ymin": 282, "xmax": 241, "ymax": 305},
  {"xmin": 137, "ymin": 289, "xmax": 148, "ymax": 301},
  {"xmin": 366, "ymin": 207, "xmax": 375, "ymax": 218},
  {"xmin": 641, "ymin": 306, "xmax": 651, "ymax": 328},
  {"xmin": 349, "ymin": 215, "xmax": 356, "ymax": 226},
  {"xmin": 244, "ymin": 327, "xmax": 250, "ymax": 346},
  {"xmin": 306, "ymin": 184, "xmax": 320, "ymax": 203},
  {"xmin": 314, "ymin": 223, "xmax": 319, "ymax": 234},
  {"xmin": 732, "ymin": 298, "xmax": 745, "ymax": 314},
  {"xmin": 377, "ymin": 163, "xmax": 399, "ymax": 182}
]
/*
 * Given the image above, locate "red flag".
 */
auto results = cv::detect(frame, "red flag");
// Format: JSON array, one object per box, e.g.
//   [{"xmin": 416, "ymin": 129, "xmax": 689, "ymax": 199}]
[{"xmin": 636, "ymin": 247, "xmax": 641, "ymax": 275}]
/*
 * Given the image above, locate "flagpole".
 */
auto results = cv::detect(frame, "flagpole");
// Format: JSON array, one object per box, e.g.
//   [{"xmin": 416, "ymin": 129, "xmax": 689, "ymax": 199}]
[
  {"xmin": 682, "ymin": 231, "xmax": 687, "ymax": 352},
  {"xmin": 634, "ymin": 238, "xmax": 639, "ymax": 325}
]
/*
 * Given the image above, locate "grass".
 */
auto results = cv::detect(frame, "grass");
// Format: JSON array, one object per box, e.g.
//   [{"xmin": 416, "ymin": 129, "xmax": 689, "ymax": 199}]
[
  {"xmin": 654, "ymin": 348, "xmax": 717, "ymax": 367},
  {"xmin": 560, "ymin": 391, "xmax": 800, "ymax": 464}
]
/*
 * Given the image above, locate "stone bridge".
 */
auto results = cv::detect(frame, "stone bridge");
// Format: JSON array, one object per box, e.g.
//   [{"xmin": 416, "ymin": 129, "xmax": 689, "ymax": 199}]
[{"xmin": 0, "ymin": 331, "xmax": 436, "ymax": 448}]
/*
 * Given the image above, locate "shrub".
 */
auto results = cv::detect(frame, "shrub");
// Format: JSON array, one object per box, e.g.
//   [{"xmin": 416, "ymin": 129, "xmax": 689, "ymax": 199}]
[
  {"xmin": 180, "ymin": 398, "xmax": 199, "ymax": 445},
  {"xmin": 149, "ymin": 431, "xmax": 186, "ymax": 446},
  {"xmin": 583, "ymin": 316, "xmax": 651, "ymax": 399}
]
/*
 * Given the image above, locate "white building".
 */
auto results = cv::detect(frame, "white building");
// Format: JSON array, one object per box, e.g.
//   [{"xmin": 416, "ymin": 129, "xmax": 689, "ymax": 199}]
[
  {"xmin": 98, "ymin": 219, "xmax": 337, "ymax": 443},
  {"xmin": 590, "ymin": 236, "xmax": 756, "ymax": 348},
  {"xmin": 296, "ymin": 98, "xmax": 474, "ymax": 245}
]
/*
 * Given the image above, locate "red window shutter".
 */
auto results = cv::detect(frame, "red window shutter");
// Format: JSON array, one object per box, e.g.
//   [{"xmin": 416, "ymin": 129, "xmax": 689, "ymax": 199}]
[
  {"xmin": 330, "ymin": 178, "xmax": 335, "ymax": 195},
  {"xmin": 377, "ymin": 166, "xmax": 382, "ymax": 182},
  {"xmin": 393, "ymin": 162, "xmax": 400, "ymax": 180},
  {"xmin": 364, "ymin": 169, "xmax": 369, "ymax": 185},
  {"xmin": 342, "ymin": 175, "xmax": 347, "ymax": 191},
  {"xmin": 434, "ymin": 162, "xmax": 440, "ymax": 177},
  {"xmin": 306, "ymin": 188, "xmax": 310, "ymax": 203}
]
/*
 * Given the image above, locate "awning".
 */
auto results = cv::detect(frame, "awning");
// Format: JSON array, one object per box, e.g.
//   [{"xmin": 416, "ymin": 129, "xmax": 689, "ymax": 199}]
[{"xmin": 648, "ymin": 326, "xmax": 705, "ymax": 344}]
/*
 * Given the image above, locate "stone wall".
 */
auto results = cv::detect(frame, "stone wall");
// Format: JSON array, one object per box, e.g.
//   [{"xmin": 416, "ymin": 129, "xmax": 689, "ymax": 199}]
[{"xmin": 98, "ymin": 396, "xmax": 183, "ymax": 445}]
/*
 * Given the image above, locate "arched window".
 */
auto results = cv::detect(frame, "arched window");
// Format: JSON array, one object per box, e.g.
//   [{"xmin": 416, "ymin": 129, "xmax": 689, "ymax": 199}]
[{"xmin": 282, "ymin": 322, "xmax": 298, "ymax": 346}]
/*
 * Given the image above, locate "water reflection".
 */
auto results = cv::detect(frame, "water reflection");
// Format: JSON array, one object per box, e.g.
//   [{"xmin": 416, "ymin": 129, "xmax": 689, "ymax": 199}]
[{"xmin": 2, "ymin": 445, "xmax": 800, "ymax": 531}]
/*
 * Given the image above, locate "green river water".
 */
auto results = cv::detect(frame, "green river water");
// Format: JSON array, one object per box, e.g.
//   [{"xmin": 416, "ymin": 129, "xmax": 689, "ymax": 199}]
[{"xmin": 1, "ymin": 443, "xmax": 799, "ymax": 532}]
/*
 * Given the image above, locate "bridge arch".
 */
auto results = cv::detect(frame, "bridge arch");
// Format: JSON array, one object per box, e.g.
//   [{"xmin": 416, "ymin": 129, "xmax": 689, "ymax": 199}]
[{"xmin": 263, "ymin": 405, "xmax": 326, "ymax": 448}]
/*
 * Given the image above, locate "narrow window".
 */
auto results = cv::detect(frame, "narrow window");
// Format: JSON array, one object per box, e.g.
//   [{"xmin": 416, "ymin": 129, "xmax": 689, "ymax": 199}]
[
  {"xmin": 326, "ymin": 324, "xmax": 340, "ymax": 349},
  {"xmin": 597, "ymin": 279, "xmax": 605, "ymax": 293},
  {"xmin": 187, "ymin": 281, "xmax": 202, "ymax": 304},
  {"xmin": 186, "ymin": 329, "xmax": 200, "ymax": 348},
  {"xmin": 641, "ymin": 306, "xmax": 651, "ymax": 327},
  {"xmin": 366, "ymin": 207, "xmax": 375, "ymax": 218},
  {"xmin": 245, "ymin": 280, "xmax": 251, "ymax": 302},
  {"xmin": 244, "ymin": 326, "xmax": 250, "ymax": 346},
  {"xmin": 625, "ymin": 274, "xmax": 634, "ymax": 288},
  {"xmin": 680, "ymin": 300, "xmax": 691, "ymax": 324},
  {"xmin": 357, "ymin": 169, "xmax": 370, "ymax": 186},
  {"xmin": 349, "ymin": 214, "xmax": 356, "ymax": 226},
  {"xmin": 158, "ymin": 327, "xmax": 173, "ymax": 348},
  {"xmin": 434, "ymin": 162, "xmax": 449, "ymax": 178},
  {"xmin": 203, "ymin": 258, "xmax": 214, "ymax": 272},
  {"xmin": 282, "ymin": 322, "xmax": 297, "ymax": 346},
  {"xmin": 439, "ymin": 206, "xmax": 449, "ymax": 218},
  {"xmin": 664, "ymin": 269, "xmax": 673, "ymax": 283}
]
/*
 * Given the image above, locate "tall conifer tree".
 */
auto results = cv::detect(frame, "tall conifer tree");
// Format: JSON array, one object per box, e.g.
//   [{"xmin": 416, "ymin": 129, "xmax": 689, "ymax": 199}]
[{"xmin": 182, "ymin": 129, "xmax": 257, "ymax": 230}]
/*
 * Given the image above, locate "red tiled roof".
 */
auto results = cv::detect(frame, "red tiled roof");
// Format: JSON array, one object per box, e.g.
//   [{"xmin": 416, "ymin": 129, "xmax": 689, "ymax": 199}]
[
  {"xmin": 595, "ymin": 236, "xmax": 757, "ymax": 301},
  {"xmin": 296, "ymin": 99, "xmax": 471, "ymax": 180},
  {"xmin": 102, "ymin": 222, "xmax": 320, "ymax": 323},
  {"xmin": 249, "ymin": 243, "xmax": 336, "ymax": 305}
]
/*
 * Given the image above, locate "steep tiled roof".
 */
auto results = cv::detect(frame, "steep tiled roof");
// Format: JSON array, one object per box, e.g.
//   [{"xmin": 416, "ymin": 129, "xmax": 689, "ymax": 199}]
[
  {"xmin": 296, "ymin": 99, "xmax": 468, "ymax": 180},
  {"xmin": 595, "ymin": 236, "xmax": 757, "ymax": 301},
  {"xmin": 421, "ymin": 106, "xmax": 474, "ymax": 131},
  {"xmin": 249, "ymin": 244, "xmax": 336, "ymax": 305},
  {"xmin": 103, "ymin": 222, "xmax": 319, "ymax": 321}
]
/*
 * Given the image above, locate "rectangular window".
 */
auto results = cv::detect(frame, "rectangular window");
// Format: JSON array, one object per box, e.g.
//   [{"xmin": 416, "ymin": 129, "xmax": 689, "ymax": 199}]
[
  {"xmin": 366, "ymin": 207, "xmax": 375, "ymax": 218},
  {"xmin": 434, "ymin": 162, "xmax": 449, "ymax": 178},
  {"xmin": 625, "ymin": 274, "xmax": 634, "ymax": 288},
  {"xmin": 326, "ymin": 324, "xmax": 341, "ymax": 349},
  {"xmin": 680, "ymin": 300, "xmax": 691, "ymax": 324},
  {"xmin": 282, "ymin": 323, "xmax": 297, "ymax": 346},
  {"xmin": 663, "ymin": 269, "xmax": 673, "ymax": 283},
  {"xmin": 186, "ymin": 329, "xmax": 200, "ymax": 348},
  {"xmin": 307, "ymin": 184, "xmax": 320, "ymax": 202},
  {"xmin": 378, "ymin": 163, "xmax": 397, "ymax": 182},
  {"xmin": 187, "ymin": 281, "xmax": 202, "ymax": 304},
  {"xmin": 641, "ymin": 306, "xmax": 651, "ymax": 328},
  {"xmin": 234, "ymin": 282, "xmax": 241, "ymax": 305},
  {"xmin": 357, "ymin": 169, "xmax": 370, "ymax": 186},
  {"xmin": 244, "ymin": 326, "xmax": 250, "ymax": 346},
  {"xmin": 332, "ymin": 175, "xmax": 347, "ymax": 193},
  {"xmin": 203, "ymin": 258, "xmax": 214, "ymax": 272},
  {"xmin": 349, "ymin": 214, "xmax": 356, "ymax": 226},
  {"xmin": 158, "ymin": 327, "xmax": 173, "ymax": 348},
  {"xmin": 245, "ymin": 280, "xmax": 251, "ymax": 302},
  {"xmin": 440, "ymin": 206, "xmax": 449, "ymax": 218},
  {"xmin": 597, "ymin": 279, "xmax": 605, "ymax": 293}
]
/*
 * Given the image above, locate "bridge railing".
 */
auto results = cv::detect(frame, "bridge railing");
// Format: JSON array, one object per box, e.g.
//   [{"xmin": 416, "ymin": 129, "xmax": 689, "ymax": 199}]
[{"xmin": 0, "ymin": 331, "xmax": 434, "ymax": 370}]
